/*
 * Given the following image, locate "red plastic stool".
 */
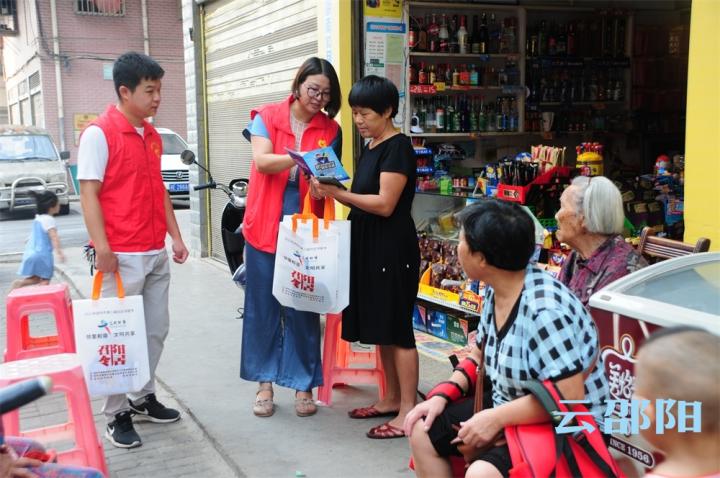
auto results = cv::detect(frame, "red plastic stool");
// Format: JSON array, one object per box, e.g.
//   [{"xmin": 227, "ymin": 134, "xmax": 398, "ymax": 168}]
[
  {"xmin": 0, "ymin": 354, "xmax": 108, "ymax": 476},
  {"xmin": 317, "ymin": 313, "xmax": 386, "ymax": 406},
  {"xmin": 5, "ymin": 284, "xmax": 75, "ymax": 361}
]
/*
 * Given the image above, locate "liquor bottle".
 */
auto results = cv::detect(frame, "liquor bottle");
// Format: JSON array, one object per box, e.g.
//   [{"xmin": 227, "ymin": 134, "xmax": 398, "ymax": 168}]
[
  {"xmin": 439, "ymin": 15, "xmax": 449, "ymax": 53},
  {"xmin": 428, "ymin": 14, "xmax": 440, "ymax": 53},
  {"xmin": 429, "ymin": 64, "xmax": 437, "ymax": 84},
  {"xmin": 418, "ymin": 62, "xmax": 427, "ymax": 85},
  {"xmin": 556, "ymin": 23, "xmax": 567, "ymax": 56},
  {"xmin": 436, "ymin": 97, "xmax": 445, "ymax": 132},
  {"xmin": 418, "ymin": 16, "xmax": 428, "ymax": 51},
  {"xmin": 567, "ymin": 22, "xmax": 576, "ymax": 57},
  {"xmin": 460, "ymin": 64, "xmax": 470, "ymax": 86},
  {"xmin": 495, "ymin": 97, "xmax": 504, "ymax": 131},
  {"xmin": 487, "ymin": 102, "xmax": 496, "ymax": 132},
  {"xmin": 446, "ymin": 97, "xmax": 456, "ymax": 132},
  {"xmin": 469, "ymin": 64, "xmax": 479, "ymax": 87},
  {"xmin": 547, "ymin": 22, "xmax": 557, "ymax": 56},
  {"xmin": 470, "ymin": 15, "xmax": 481, "ymax": 54},
  {"xmin": 500, "ymin": 17, "xmax": 516, "ymax": 54},
  {"xmin": 469, "ymin": 97, "xmax": 479, "ymax": 131},
  {"xmin": 419, "ymin": 98, "xmax": 427, "ymax": 130},
  {"xmin": 479, "ymin": 13, "xmax": 488, "ymax": 54},
  {"xmin": 449, "ymin": 15, "xmax": 459, "ymax": 54},
  {"xmin": 457, "ymin": 15, "xmax": 469, "ymax": 54},
  {"xmin": 509, "ymin": 97, "xmax": 518, "ymax": 132},
  {"xmin": 454, "ymin": 96, "xmax": 464, "ymax": 132},
  {"xmin": 452, "ymin": 66, "xmax": 460, "ymax": 87},
  {"xmin": 409, "ymin": 20, "xmax": 418, "ymax": 50},
  {"xmin": 478, "ymin": 97, "xmax": 488, "ymax": 132},
  {"xmin": 537, "ymin": 20, "xmax": 547, "ymax": 56},
  {"xmin": 488, "ymin": 13, "xmax": 500, "ymax": 54},
  {"xmin": 409, "ymin": 62, "xmax": 418, "ymax": 85}
]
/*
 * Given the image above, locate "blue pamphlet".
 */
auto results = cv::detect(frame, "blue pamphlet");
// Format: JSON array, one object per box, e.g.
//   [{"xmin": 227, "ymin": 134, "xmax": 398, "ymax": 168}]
[{"xmin": 286, "ymin": 147, "xmax": 350, "ymax": 182}]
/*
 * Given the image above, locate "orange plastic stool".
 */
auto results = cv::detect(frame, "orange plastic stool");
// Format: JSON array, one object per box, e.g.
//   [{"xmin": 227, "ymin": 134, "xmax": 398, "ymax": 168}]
[
  {"xmin": 5, "ymin": 284, "xmax": 76, "ymax": 361},
  {"xmin": 0, "ymin": 354, "xmax": 108, "ymax": 476},
  {"xmin": 317, "ymin": 313, "xmax": 386, "ymax": 406}
]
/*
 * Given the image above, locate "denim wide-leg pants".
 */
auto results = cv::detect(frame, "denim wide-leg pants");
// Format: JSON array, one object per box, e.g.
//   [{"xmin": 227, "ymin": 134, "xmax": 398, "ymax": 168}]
[{"xmin": 239, "ymin": 178, "xmax": 323, "ymax": 391}]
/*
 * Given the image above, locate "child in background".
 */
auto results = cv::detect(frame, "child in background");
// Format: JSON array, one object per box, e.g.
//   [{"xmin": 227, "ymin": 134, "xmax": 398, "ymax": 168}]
[
  {"xmin": 634, "ymin": 326, "xmax": 720, "ymax": 478},
  {"xmin": 10, "ymin": 190, "xmax": 65, "ymax": 291}
]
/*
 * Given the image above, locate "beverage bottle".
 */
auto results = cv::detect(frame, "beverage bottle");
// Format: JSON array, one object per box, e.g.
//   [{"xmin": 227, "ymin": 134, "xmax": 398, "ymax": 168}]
[
  {"xmin": 427, "ymin": 98, "xmax": 437, "ymax": 131},
  {"xmin": 418, "ymin": 16, "xmax": 428, "ymax": 51},
  {"xmin": 456, "ymin": 96, "xmax": 465, "ymax": 132},
  {"xmin": 449, "ymin": 15, "xmax": 459, "ymax": 54},
  {"xmin": 457, "ymin": 15, "xmax": 469, "ymax": 54},
  {"xmin": 479, "ymin": 13, "xmax": 489, "ymax": 54},
  {"xmin": 469, "ymin": 64, "xmax": 479, "ymax": 86},
  {"xmin": 418, "ymin": 62, "xmax": 427, "ymax": 85},
  {"xmin": 488, "ymin": 13, "xmax": 500, "ymax": 54},
  {"xmin": 439, "ymin": 15, "xmax": 449, "ymax": 53},
  {"xmin": 495, "ymin": 97, "xmax": 504, "ymax": 131},
  {"xmin": 409, "ymin": 21, "xmax": 418, "ymax": 50},
  {"xmin": 446, "ymin": 97, "xmax": 456, "ymax": 132},
  {"xmin": 479, "ymin": 98, "xmax": 488, "ymax": 132},
  {"xmin": 487, "ymin": 103, "xmax": 496, "ymax": 132},
  {"xmin": 460, "ymin": 64, "xmax": 470, "ymax": 85},
  {"xmin": 436, "ymin": 98, "xmax": 446, "ymax": 132},
  {"xmin": 409, "ymin": 62, "xmax": 418, "ymax": 85},
  {"xmin": 509, "ymin": 97, "xmax": 518, "ymax": 131},
  {"xmin": 428, "ymin": 14, "xmax": 440, "ymax": 52},
  {"xmin": 567, "ymin": 22, "xmax": 576, "ymax": 56},
  {"xmin": 469, "ymin": 97, "xmax": 479, "ymax": 131},
  {"xmin": 429, "ymin": 64, "xmax": 437, "ymax": 84},
  {"xmin": 537, "ymin": 20, "xmax": 547, "ymax": 56},
  {"xmin": 419, "ymin": 98, "xmax": 427, "ymax": 129},
  {"xmin": 557, "ymin": 23, "xmax": 567, "ymax": 56},
  {"xmin": 501, "ymin": 17, "xmax": 517, "ymax": 53},
  {"xmin": 547, "ymin": 22, "xmax": 557, "ymax": 56},
  {"xmin": 452, "ymin": 66, "xmax": 460, "ymax": 87},
  {"xmin": 470, "ymin": 15, "xmax": 481, "ymax": 54}
]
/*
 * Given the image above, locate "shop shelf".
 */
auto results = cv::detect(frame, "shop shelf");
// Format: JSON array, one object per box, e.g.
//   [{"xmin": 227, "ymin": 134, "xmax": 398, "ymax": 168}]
[
  {"xmin": 409, "ymin": 52, "xmax": 519, "ymax": 60},
  {"xmin": 410, "ymin": 1, "xmax": 521, "ymax": 13},
  {"xmin": 410, "ymin": 86, "xmax": 504, "ymax": 95},
  {"xmin": 409, "ymin": 132, "xmax": 525, "ymax": 138},
  {"xmin": 417, "ymin": 290, "xmax": 482, "ymax": 317}
]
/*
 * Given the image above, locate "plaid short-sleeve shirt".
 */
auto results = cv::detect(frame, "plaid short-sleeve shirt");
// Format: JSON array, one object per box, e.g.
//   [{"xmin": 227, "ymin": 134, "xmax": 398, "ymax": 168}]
[{"xmin": 477, "ymin": 265, "xmax": 609, "ymax": 430}]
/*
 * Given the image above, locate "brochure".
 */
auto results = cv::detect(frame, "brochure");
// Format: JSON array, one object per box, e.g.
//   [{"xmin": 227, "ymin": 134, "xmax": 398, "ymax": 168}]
[{"xmin": 286, "ymin": 147, "xmax": 350, "ymax": 185}]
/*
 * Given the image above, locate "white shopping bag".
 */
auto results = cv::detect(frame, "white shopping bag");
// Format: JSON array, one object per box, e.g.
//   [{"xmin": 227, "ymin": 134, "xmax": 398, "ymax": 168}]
[
  {"xmin": 73, "ymin": 272, "xmax": 150, "ymax": 397},
  {"xmin": 273, "ymin": 212, "xmax": 340, "ymax": 314}
]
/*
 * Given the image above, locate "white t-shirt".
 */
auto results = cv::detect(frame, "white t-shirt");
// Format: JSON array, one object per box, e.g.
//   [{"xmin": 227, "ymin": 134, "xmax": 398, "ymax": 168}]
[
  {"xmin": 77, "ymin": 120, "xmax": 161, "ymax": 256},
  {"xmin": 77, "ymin": 124, "xmax": 143, "ymax": 181},
  {"xmin": 36, "ymin": 214, "xmax": 56, "ymax": 232}
]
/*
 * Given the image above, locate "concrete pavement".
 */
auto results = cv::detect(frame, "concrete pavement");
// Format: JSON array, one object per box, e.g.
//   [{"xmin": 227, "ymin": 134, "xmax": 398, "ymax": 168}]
[{"xmin": 3, "ymin": 244, "xmax": 449, "ymax": 477}]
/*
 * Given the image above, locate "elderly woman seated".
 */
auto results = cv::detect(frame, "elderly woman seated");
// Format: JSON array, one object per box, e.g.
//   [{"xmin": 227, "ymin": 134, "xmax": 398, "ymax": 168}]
[
  {"xmin": 555, "ymin": 176, "xmax": 647, "ymax": 307},
  {"xmin": 405, "ymin": 199, "xmax": 609, "ymax": 478}
]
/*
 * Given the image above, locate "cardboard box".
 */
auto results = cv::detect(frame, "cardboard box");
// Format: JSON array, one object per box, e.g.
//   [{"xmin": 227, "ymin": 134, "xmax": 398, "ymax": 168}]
[
  {"xmin": 427, "ymin": 310, "xmax": 448, "ymax": 340},
  {"xmin": 446, "ymin": 314, "xmax": 469, "ymax": 346},
  {"xmin": 412, "ymin": 304, "xmax": 428, "ymax": 332}
]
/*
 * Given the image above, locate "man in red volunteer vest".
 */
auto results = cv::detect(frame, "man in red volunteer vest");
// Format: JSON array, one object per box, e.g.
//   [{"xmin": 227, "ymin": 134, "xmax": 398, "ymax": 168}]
[{"xmin": 77, "ymin": 52, "xmax": 189, "ymax": 449}]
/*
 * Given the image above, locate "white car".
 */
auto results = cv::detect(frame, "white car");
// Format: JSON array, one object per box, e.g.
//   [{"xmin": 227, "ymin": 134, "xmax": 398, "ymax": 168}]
[
  {"xmin": 0, "ymin": 125, "xmax": 71, "ymax": 215},
  {"xmin": 158, "ymin": 128, "xmax": 190, "ymax": 201}
]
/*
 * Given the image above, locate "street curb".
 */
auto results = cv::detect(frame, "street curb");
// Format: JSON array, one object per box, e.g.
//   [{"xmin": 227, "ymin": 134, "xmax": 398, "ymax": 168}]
[
  {"xmin": 0, "ymin": 253, "xmax": 22, "ymax": 264},
  {"xmin": 53, "ymin": 260, "xmax": 245, "ymax": 478}
]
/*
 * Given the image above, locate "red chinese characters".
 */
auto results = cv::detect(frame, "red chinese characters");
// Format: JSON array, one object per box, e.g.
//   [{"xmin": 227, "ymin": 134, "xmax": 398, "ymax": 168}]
[
  {"xmin": 98, "ymin": 344, "xmax": 127, "ymax": 367},
  {"xmin": 290, "ymin": 270, "xmax": 315, "ymax": 292}
]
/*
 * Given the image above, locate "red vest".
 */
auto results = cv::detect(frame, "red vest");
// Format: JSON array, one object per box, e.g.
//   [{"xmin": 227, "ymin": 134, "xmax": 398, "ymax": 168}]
[
  {"xmin": 243, "ymin": 95, "xmax": 340, "ymax": 253},
  {"xmin": 90, "ymin": 105, "xmax": 167, "ymax": 252}
]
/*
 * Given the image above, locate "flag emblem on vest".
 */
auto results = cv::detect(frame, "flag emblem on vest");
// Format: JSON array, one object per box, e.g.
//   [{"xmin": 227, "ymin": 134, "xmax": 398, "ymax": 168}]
[
  {"xmin": 150, "ymin": 141, "xmax": 161, "ymax": 159},
  {"xmin": 318, "ymin": 139, "xmax": 327, "ymax": 148}
]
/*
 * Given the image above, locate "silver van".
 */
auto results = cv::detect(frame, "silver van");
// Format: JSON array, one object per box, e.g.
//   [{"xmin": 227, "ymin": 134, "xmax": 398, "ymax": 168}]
[{"xmin": 0, "ymin": 125, "xmax": 71, "ymax": 215}]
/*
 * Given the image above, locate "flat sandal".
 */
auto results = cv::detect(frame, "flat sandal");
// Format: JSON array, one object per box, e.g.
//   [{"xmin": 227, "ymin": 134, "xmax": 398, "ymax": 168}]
[
  {"xmin": 253, "ymin": 386, "xmax": 274, "ymax": 417},
  {"xmin": 294, "ymin": 394, "xmax": 317, "ymax": 417}
]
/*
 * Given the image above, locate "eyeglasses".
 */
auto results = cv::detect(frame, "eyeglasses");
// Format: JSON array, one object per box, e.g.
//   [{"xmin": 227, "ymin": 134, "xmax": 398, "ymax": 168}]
[{"xmin": 304, "ymin": 84, "xmax": 332, "ymax": 102}]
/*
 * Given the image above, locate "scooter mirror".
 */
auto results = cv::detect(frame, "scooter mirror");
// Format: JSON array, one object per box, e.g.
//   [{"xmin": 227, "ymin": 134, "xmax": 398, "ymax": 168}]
[{"xmin": 180, "ymin": 150, "xmax": 196, "ymax": 166}]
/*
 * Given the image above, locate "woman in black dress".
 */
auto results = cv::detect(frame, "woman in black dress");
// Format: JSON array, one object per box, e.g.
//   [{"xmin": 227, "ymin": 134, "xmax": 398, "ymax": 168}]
[{"xmin": 314, "ymin": 75, "xmax": 420, "ymax": 439}]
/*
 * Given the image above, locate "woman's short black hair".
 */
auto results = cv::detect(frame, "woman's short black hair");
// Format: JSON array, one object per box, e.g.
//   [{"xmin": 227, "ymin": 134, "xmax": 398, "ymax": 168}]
[
  {"xmin": 348, "ymin": 75, "xmax": 399, "ymax": 117},
  {"xmin": 30, "ymin": 190, "xmax": 59, "ymax": 215},
  {"xmin": 457, "ymin": 199, "xmax": 535, "ymax": 271},
  {"xmin": 113, "ymin": 51, "xmax": 165, "ymax": 99},
  {"xmin": 291, "ymin": 57, "xmax": 342, "ymax": 118}
]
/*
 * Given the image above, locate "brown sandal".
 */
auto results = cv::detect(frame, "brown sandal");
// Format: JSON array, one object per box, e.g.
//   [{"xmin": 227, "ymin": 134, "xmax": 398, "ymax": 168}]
[
  {"xmin": 295, "ymin": 392, "xmax": 317, "ymax": 417},
  {"xmin": 253, "ymin": 384, "xmax": 274, "ymax": 417}
]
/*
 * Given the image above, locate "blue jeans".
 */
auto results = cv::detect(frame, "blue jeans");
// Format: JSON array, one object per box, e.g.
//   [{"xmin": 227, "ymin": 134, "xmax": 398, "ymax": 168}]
[
  {"xmin": 239, "ymin": 177, "xmax": 323, "ymax": 391},
  {"xmin": 240, "ymin": 243, "xmax": 323, "ymax": 391}
]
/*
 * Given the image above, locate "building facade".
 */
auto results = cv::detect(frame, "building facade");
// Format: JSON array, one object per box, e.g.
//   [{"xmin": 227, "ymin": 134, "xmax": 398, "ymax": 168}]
[{"xmin": 1, "ymin": 0, "xmax": 186, "ymax": 160}]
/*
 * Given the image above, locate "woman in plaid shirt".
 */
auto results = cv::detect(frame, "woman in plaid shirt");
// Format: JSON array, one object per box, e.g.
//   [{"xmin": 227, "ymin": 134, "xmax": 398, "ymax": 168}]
[{"xmin": 405, "ymin": 200, "xmax": 609, "ymax": 478}]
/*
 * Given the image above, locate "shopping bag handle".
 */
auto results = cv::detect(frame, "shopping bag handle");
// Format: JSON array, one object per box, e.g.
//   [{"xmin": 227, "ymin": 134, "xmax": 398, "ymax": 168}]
[
  {"xmin": 291, "ymin": 213, "xmax": 319, "ymax": 239},
  {"xmin": 302, "ymin": 192, "xmax": 335, "ymax": 229},
  {"xmin": 91, "ymin": 271, "xmax": 125, "ymax": 300}
]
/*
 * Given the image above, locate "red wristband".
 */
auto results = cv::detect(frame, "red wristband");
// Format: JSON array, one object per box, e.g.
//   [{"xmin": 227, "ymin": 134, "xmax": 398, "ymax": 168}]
[
  {"xmin": 427, "ymin": 381, "xmax": 465, "ymax": 403},
  {"xmin": 454, "ymin": 357, "xmax": 479, "ymax": 390}
]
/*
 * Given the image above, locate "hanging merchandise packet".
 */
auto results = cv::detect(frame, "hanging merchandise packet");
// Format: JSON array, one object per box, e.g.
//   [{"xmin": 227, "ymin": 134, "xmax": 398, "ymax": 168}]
[{"xmin": 286, "ymin": 147, "xmax": 350, "ymax": 189}]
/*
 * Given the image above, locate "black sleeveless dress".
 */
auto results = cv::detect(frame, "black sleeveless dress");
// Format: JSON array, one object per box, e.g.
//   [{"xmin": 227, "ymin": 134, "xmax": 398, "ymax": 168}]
[{"xmin": 341, "ymin": 134, "xmax": 420, "ymax": 348}]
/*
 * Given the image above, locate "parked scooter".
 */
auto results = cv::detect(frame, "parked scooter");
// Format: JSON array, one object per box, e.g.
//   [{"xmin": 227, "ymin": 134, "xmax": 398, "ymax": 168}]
[{"xmin": 180, "ymin": 150, "xmax": 248, "ymax": 282}]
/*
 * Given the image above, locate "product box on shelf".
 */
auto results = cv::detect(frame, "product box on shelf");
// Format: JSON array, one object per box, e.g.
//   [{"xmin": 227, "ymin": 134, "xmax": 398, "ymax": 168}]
[
  {"xmin": 496, "ymin": 166, "xmax": 572, "ymax": 204},
  {"xmin": 446, "ymin": 313, "xmax": 481, "ymax": 347},
  {"xmin": 427, "ymin": 309, "xmax": 448, "ymax": 340},
  {"xmin": 413, "ymin": 303, "xmax": 428, "ymax": 332}
]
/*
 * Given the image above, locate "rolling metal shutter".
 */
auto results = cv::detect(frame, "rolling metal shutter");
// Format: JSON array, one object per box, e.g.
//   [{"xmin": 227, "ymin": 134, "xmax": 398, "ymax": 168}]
[{"xmin": 203, "ymin": 0, "xmax": 318, "ymax": 261}]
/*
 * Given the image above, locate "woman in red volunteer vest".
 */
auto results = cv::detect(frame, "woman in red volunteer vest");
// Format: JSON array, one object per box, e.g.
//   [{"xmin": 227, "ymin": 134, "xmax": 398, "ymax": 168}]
[{"xmin": 240, "ymin": 57, "xmax": 342, "ymax": 418}]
